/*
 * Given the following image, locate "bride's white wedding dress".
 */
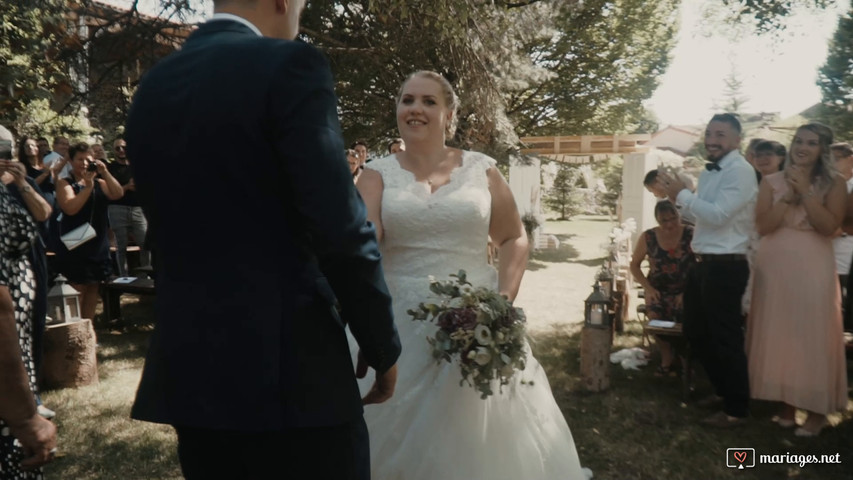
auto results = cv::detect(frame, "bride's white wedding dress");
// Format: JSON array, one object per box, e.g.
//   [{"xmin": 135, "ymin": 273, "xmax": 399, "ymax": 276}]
[{"xmin": 352, "ymin": 151, "xmax": 586, "ymax": 480}]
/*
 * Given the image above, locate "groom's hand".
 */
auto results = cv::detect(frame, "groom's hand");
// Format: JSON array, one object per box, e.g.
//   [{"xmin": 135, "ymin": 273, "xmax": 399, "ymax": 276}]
[{"xmin": 362, "ymin": 364, "xmax": 397, "ymax": 405}]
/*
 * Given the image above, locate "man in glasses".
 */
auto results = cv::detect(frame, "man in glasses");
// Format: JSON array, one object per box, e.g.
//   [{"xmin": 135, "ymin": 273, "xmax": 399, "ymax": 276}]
[{"xmin": 106, "ymin": 138, "xmax": 150, "ymax": 278}]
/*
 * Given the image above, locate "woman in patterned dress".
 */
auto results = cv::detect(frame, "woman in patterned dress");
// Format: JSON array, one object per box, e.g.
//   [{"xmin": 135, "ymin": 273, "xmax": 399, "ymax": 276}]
[
  {"xmin": 630, "ymin": 200, "xmax": 695, "ymax": 375},
  {"xmin": 0, "ymin": 132, "xmax": 56, "ymax": 478}
]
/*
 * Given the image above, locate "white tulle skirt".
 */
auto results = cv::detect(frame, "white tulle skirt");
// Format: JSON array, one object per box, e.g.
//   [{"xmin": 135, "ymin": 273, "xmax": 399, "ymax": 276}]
[{"xmin": 349, "ymin": 271, "xmax": 587, "ymax": 480}]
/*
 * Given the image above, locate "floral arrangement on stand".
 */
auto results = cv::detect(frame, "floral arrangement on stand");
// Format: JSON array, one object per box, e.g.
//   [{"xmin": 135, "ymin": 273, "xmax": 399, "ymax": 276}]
[
  {"xmin": 407, "ymin": 271, "xmax": 527, "ymax": 399},
  {"xmin": 600, "ymin": 218, "xmax": 637, "ymax": 267}
]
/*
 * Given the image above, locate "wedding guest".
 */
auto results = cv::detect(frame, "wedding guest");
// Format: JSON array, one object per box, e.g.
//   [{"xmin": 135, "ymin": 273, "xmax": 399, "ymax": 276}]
[
  {"xmin": 352, "ymin": 140, "xmax": 368, "ymax": 165},
  {"xmin": 630, "ymin": 200, "xmax": 694, "ymax": 376},
  {"xmin": 0, "ymin": 126, "xmax": 57, "ymax": 476},
  {"xmin": 831, "ymin": 142, "xmax": 853, "ymax": 289},
  {"xmin": 834, "ymin": 142, "xmax": 853, "ymax": 331},
  {"xmin": 643, "ymin": 169, "xmax": 667, "ymax": 199},
  {"xmin": 107, "ymin": 138, "xmax": 150, "ymax": 277},
  {"xmin": 6, "ymin": 133, "xmax": 55, "ymax": 420},
  {"xmin": 747, "ymin": 123, "xmax": 848, "ymax": 436},
  {"xmin": 19, "ymin": 137, "xmax": 50, "ymax": 189},
  {"xmin": 92, "ymin": 143, "xmax": 108, "ymax": 163},
  {"xmin": 644, "ymin": 169, "xmax": 694, "ymax": 226},
  {"xmin": 661, "ymin": 113, "xmax": 757, "ymax": 428},
  {"xmin": 752, "ymin": 140, "xmax": 786, "ymax": 180},
  {"xmin": 745, "ymin": 138, "xmax": 764, "ymax": 183},
  {"xmin": 55, "ymin": 142, "xmax": 123, "ymax": 321},
  {"xmin": 741, "ymin": 140, "xmax": 787, "ymax": 314},
  {"xmin": 644, "ymin": 168, "xmax": 694, "ymax": 199},
  {"xmin": 346, "ymin": 148, "xmax": 361, "ymax": 182},
  {"xmin": 387, "ymin": 138, "xmax": 404, "ymax": 154},
  {"xmin": 42, "ymin": 136, "xmax": 71, "ymax": 180},
  {"xmin": 36, "ymin": 137, "xmax": 50, "ymax": 161},
  {"xmin": 353, "ymin": 70, "xmax": 586, "ymax": 479}
]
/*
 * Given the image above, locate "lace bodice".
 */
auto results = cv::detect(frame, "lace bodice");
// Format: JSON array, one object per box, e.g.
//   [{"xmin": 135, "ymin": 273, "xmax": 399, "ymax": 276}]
[{"xmin": 366, "ymin": 151, "xmax": 498, "ymax": 289}]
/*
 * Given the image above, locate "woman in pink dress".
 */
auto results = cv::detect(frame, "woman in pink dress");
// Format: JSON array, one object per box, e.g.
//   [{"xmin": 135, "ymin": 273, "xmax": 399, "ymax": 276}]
[{"xmin": 748, "ymin": 123, "xmax": 849, "ymax": 436}]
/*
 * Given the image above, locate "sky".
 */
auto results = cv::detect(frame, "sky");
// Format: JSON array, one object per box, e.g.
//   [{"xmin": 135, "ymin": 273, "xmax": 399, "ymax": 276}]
[
  {"xmin": 104, "ymin": 0, "xmax": 847, "ymax": 128},
  {"xmin": 645, "ymin": 1, "xmax": 849, "ymax": 127}
]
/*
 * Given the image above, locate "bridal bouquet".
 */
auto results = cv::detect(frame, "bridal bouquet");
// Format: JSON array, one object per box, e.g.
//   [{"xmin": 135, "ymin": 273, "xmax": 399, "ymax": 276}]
[{"xmin": 407, "ymin": 270, "xmax": 527, "ymax": 399}]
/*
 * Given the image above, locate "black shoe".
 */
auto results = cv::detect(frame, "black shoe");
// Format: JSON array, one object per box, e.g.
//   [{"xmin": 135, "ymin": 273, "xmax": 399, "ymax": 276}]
[
  {"xmin": 701, "ymin": 411, "xmax": 747, "ymax": 428},
  {"xmin": 695, "ymin": 394, "xmax": 724, "ymax": 409}
]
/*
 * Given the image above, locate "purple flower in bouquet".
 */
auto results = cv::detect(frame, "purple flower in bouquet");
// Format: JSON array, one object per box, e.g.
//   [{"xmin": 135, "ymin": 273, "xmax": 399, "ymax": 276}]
[{"xmin": 437, "ymin": 307, "xmax": 478, "ymax": 331}]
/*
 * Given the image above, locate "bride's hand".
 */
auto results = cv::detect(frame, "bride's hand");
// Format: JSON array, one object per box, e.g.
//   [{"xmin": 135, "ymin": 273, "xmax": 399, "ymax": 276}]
[{"xmin": 362, "ymin": 364, "xmax": 397, "ymax": 405}]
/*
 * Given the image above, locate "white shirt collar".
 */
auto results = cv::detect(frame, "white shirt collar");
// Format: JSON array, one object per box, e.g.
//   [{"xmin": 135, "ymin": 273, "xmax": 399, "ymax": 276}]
[
  {"xmin": 209, "ymin": 13, "xmax": 262, "ymax": 37},
  {"xmin": 716, "ymin": 149, "xmax": 742, "ymax": 168}
]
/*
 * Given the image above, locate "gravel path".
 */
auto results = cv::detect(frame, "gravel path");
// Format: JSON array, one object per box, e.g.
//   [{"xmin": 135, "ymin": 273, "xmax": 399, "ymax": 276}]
[{"xmin": 513, "ymin": 215, "xmax": 620, "ymax": 334}]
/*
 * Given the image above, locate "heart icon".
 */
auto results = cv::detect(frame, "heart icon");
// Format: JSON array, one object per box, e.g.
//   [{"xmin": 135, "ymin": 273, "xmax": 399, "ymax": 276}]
[{"xmin": 734, "ymin": 451, "xmax": 747, "ymax": 464}]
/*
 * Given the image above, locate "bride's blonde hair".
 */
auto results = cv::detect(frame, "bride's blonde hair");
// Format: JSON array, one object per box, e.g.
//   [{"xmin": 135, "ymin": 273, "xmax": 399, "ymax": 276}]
[{"xmin": 397, "ymin": 71, "xmax": 460, "ymax": 138}]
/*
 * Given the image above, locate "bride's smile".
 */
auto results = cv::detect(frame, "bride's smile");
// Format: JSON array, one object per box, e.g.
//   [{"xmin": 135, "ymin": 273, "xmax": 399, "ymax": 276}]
[{"xmin": 396, "ymin": 76, "xmax": 453, "ymax": 143}]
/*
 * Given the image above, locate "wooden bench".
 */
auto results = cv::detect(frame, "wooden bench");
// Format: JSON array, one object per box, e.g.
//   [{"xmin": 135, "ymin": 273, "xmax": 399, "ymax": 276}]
[
  {"xmin": 100, "ymin": 276, "xmax": 155, "ymax": 323},
  {"xmin": 637, "ymin": 303, "xmax": 692, "ymax": 402}
]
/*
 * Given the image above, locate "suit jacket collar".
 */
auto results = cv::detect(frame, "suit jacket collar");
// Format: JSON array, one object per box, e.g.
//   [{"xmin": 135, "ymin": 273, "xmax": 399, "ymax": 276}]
[
  {"xmin": 188, "ymin": 18, "xmax": 260, "ymax": 42},
  {"xmin": 209, "ymin": 13, "xmax": 262, "ymax": 36}
]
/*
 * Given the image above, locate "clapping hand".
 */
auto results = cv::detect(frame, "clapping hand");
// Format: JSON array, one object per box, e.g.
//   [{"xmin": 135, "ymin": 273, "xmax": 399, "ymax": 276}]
[
  {"xmin": 656, "ymin": 171, "xmax": 686, "ymax": 202},
  {"xmin": 785, "ymin": 165, "xmax": 810, "ymax": 197},
  {"xmin": 0, "ymin": 160, "xmax": 27, "ymax": 187}
]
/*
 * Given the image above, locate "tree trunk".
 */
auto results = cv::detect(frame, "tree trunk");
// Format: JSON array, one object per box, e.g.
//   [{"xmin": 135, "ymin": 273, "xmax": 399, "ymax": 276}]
[
  {"xmin": 42, "ymin": 319, "xmax": 99, "ymax": 389},
  {"xmin": 580, "ymin": 326, "xmax": 611, "ymax": 392}
]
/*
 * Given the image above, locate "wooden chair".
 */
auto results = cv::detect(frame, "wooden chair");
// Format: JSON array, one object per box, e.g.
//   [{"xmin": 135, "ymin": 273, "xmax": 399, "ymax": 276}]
[{"xmin": 637, "ymin": 303, "xmax": 692, "ymax": 402}]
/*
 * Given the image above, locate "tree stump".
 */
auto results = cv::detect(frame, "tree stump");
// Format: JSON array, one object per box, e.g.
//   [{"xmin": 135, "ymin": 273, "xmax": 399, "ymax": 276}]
[
  {"xmin": 580, "ymin": 326, "xmax": 611, "ymax": 392},
  {"xmin": 43, "ymin": 319, "xmax": 99, "ymax": 389}
]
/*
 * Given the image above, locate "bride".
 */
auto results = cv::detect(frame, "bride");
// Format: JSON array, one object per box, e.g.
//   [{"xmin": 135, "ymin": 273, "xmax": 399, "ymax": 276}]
[{"xmin": 353, "ymin": 70, "xmax": 587, "ymax": 480}]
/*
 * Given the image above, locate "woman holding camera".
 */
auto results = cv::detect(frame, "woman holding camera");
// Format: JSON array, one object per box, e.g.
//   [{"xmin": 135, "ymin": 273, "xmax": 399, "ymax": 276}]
[{"xmin": 56, "ymin": 142, "xmax": 123, "ymax": 321}]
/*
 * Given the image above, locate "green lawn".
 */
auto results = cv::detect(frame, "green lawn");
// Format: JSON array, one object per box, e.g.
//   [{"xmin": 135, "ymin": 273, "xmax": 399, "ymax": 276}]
[{"xmin": 40, "ymin": 215, "xmax": 852, "ymax": 479}]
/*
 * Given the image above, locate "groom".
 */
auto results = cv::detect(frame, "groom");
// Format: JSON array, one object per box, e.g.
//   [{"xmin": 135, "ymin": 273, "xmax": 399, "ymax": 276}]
[{"xmin": 125, "ymin": 0, "xmax": 401, "ymax": 478}]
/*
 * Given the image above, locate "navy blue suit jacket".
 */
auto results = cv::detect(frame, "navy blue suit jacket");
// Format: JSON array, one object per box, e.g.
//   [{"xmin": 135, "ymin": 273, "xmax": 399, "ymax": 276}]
[{"xmin": 125, "ymin": 20, "xmax": 400, "ymax": 430}]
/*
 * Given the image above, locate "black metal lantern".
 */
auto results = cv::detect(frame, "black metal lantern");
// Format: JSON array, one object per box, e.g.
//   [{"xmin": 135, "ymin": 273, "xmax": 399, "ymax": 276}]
[
  {"xmin": 584, "ymin": 282, "xmax": 612, "ymax": 329},
  {"xmin": 47, "ymin": 274, "xmax": 82, "ymax": 323}
]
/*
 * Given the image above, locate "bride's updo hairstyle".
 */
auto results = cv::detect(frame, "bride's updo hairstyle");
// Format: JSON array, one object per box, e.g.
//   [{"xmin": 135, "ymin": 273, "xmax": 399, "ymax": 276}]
[{"xmin": 398, "ymin": 71, "xmax": 460, "ymax": 138}]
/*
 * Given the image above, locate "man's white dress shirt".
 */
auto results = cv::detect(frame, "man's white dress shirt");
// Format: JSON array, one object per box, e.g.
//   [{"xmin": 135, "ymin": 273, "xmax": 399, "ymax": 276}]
[{"xmin": 676, "ymin": 149, "xmax": 757, "ymax": 255}]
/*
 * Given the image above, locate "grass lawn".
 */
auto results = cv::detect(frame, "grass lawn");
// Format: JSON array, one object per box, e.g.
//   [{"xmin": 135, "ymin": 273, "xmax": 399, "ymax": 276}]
[{"xmin": 41, "ymin": 216, "xmax": 852, "ymax": 479}]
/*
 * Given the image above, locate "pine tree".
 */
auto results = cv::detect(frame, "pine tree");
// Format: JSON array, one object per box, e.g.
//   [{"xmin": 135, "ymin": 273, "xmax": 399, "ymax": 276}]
[
  {"xmin": 716, "ymin": 68, "xmax": 749, "ymax": 115},
  {"xmin": 816, "ymin": 1, "xmax": 853, "ymax": 140},
  {"xmin": 543, "ymin": 163, "xmax": 582, "ymax": 220}
]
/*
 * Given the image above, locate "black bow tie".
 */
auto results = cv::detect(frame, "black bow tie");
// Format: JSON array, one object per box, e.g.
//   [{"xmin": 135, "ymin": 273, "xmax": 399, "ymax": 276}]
[{"xmin": 705, "ymin": 162, "xmax": 721, "ymax": 171}]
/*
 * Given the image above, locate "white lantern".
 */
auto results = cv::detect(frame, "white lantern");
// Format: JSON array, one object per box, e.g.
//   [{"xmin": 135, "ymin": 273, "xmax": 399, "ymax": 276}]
[{"xmin": 47, "ymin": 274, "xmax": 82, "ymax": 323}]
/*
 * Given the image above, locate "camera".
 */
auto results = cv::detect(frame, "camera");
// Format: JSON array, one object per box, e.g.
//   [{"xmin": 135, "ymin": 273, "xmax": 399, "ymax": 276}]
[{"xmin": 87, "ymin": 162, "xmax": 98, "ymax": 172}]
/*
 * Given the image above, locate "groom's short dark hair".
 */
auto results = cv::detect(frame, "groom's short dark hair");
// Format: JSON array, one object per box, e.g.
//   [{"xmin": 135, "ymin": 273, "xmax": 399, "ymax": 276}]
[{"xmin": 710, "ymin": 113, "xmax": 742, "ymax": 135}]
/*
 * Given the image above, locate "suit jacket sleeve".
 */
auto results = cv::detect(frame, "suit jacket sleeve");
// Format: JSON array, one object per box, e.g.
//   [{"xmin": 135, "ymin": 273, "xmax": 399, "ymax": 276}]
[{"xmin": 269, "ymin": 41, "xmax": 400, "ymax": 374}]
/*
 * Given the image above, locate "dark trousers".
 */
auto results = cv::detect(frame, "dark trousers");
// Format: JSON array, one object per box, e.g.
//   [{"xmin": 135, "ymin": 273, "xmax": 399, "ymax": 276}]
[
  {"xmin": 683, "ymin": 259, "xmax": 750, "ymax": 417},
  {"xmin": 175, "ymin": 417, "xmax": 369, "ymax": 480}
]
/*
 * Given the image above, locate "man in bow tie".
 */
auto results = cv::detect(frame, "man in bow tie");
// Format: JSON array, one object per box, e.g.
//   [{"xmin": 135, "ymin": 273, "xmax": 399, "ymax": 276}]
[{"xmin": 659, "ymin": 113, "xmax": 757, "ymax": 428}]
